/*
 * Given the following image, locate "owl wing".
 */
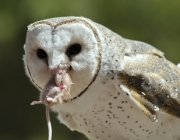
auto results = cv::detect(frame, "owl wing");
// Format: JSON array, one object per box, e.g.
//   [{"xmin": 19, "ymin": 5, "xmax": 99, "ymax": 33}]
[{"xmin": 114, "ymin": 41, "xmax": 180, "ymax": 122}]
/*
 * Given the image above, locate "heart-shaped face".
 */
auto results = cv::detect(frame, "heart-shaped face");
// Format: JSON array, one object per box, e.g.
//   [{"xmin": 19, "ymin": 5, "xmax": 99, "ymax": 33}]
[{"xmin": 24, "ymin": 17, "xmax": 101, "ymax": 103}]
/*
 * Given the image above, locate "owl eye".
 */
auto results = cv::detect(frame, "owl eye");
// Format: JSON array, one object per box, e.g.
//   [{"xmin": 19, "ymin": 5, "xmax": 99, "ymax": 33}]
[
  {"xmin": 37, "ymin": 49, "xmax": 47, "ymax": 59},
  {"xmin": 68, "ymin": 44, "xmax": 81, "ymax": 55}
]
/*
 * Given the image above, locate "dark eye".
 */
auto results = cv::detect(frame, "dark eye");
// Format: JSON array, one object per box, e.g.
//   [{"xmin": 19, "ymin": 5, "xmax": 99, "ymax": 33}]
[
  {"xmin": 68, "ymin": 44, "xmax": 81, "ymax": 55},
  {"xmin": 37, "ymin": 49, "xmax": 47, "ymax": 59}
]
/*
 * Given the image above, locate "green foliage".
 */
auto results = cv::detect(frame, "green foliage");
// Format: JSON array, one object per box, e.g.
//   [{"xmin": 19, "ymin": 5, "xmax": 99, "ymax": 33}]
[{"xmin": 1, "ymin": 0, "xmax": 180, "ymax": 140}]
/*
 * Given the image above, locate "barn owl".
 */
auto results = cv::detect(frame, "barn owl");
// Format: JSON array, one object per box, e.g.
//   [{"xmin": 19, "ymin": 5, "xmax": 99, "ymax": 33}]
[{"xmin": 23, "ymin": 16, "xmax": 180, "ymax": 140}]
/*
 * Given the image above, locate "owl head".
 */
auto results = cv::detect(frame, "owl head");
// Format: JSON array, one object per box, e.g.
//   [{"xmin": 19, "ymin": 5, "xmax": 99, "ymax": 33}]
[{"xmin": 23, "ymin": 17, "xmax": 102, "ymax": 104}]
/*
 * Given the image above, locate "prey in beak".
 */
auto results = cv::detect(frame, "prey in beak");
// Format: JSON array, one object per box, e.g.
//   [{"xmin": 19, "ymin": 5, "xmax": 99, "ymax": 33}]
[{"xmin": 31, "ymin": 66, "xmax": 72, "ymax": 140}]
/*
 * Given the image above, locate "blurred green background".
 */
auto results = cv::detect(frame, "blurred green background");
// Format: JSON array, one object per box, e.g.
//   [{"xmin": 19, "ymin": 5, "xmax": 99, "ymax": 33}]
[{"xmin": 1, "ymin": 0, "xmax": 180, "ymax": 140}]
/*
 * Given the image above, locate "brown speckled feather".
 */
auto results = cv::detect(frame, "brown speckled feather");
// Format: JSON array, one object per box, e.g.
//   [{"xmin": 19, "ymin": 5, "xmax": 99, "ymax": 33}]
[{"xmin": 118, "ymin": 50, "xmax": 180, "ymax": 122}]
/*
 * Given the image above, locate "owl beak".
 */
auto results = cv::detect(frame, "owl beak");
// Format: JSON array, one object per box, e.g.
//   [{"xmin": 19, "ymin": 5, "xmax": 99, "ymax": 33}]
[
  {"xmin": 53, "ymin": 67, "xmax": 69, "ymax": 90},
  {"xmin": 54, "ymin": 69, "xmax": 66, "ymax": 87}
]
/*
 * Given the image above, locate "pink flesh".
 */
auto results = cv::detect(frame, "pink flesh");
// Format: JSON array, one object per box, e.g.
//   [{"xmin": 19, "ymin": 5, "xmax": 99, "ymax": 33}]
[
  {"xmin": 59, "ymin": 84, "xmax": 65, "ymax": 90},
  {"xmin": 30, "ymin": 71, "xmax": 72, "ymax": 140}
]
